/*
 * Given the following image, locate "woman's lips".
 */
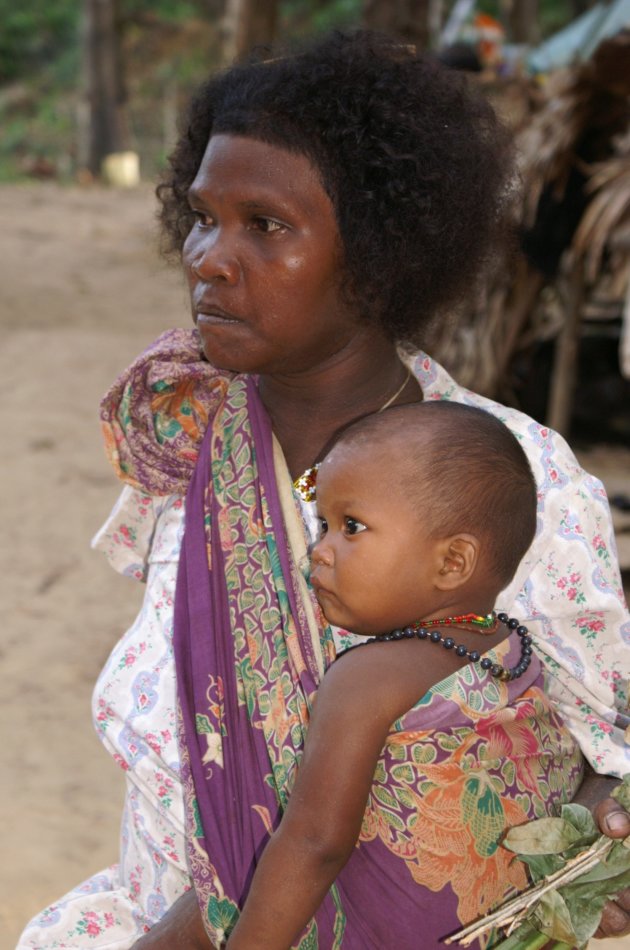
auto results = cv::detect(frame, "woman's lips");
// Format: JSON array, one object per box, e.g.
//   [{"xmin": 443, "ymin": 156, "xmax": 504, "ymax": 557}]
[{"xmin": 196, "ymin": 312, "xmax": 240, "ymax": 326}]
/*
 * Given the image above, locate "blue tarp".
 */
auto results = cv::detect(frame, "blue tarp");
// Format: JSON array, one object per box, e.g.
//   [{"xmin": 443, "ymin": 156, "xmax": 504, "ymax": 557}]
[{"xmin": 528, "ymin": 0, "xmax": 630, "ymax": 72}]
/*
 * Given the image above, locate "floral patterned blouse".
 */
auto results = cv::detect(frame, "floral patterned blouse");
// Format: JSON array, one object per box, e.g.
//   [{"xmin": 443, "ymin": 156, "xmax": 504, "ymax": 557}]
[{"xmin": 17, "ymin": 351, "xmax": 630, "ymax": 949}]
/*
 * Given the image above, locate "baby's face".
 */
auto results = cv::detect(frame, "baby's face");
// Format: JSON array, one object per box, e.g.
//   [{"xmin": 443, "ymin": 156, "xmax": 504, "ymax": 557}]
[{"xmin": 310, "ymin": 444, "xmax": 440, "ymax": 636}]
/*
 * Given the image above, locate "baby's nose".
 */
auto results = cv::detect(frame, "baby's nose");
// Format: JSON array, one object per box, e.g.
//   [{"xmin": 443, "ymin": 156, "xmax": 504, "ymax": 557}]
[{"xmin": 310, "ymin": 539, "xmax": 334, "ymax": 567}]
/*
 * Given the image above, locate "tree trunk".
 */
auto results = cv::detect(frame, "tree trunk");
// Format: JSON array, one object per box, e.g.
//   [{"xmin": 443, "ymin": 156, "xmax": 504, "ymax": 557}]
[
  {"xmin": 80, "ymin": 0, "xmax": 130, "ymax": 177},
  {"xmin": 571, "ymin": 0, "xmax": 598, "ymax": 14},
  {"xmin": 362, "ymin": 0, "xmax": 434, "ymax": 52},
  {"xmin": 221, "ymin": 0, "xmax": 280, "ymax": 64},
  {"xmin": 500, "ymin": 0, "xmax": 540, "ymax": 45}
]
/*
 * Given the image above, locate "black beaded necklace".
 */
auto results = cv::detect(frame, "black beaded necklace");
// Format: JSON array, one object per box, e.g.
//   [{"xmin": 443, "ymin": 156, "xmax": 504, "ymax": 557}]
[{"xmin": 352, "ymin": 611, "xmax": 534, "ymax": 682}]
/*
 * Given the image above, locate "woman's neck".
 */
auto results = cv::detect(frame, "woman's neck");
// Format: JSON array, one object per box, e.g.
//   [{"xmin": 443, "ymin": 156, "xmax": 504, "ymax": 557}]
[{"xmin": 258, "ymin": 338, "xmax": 422, "ymax": 478}]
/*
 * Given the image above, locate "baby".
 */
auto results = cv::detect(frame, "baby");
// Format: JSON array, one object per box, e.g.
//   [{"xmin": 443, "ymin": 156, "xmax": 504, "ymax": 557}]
[{"xmin": 226, "ymin": 401, "xmax": 582, "ymax": 949}]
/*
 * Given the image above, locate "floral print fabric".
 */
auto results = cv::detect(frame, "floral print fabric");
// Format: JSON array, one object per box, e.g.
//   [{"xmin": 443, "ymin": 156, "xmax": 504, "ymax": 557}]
[
  {"xmin": 17, "ymin": 330, "xmax": 629, "ymax": 948},
  {"xmin": 337, "ymin": 655, "xmax": 582, "ymax": 946},
  {"xmin": 407, "ymin": 352, "xmax": 630, "ymax": 774},
  {"xmin": 17, "ymin": 492, "xmax": 192, "ymax": 949},
  {"xmin": 161, "ymin": 371, "xmax": 583, "ymax": 948}
]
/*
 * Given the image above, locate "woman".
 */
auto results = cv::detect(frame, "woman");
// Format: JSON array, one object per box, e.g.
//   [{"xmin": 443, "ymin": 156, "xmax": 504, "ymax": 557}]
[{"xmin": 18, "ymin": 31, "xmax": 630, "ymax": 949}]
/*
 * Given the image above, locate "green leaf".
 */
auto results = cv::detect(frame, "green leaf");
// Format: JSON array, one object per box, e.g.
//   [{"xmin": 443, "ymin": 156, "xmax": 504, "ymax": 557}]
[
  {"xmin": 559, "ymin": 802, "xmax": 598, "ymax": 840},
  {"xmin": 565, "ymin": 863, "xmax": 630, "ymax": 898},
  {"xmin": 612, "ymin": 773, "xmax": 630, "ymax": 812},
  {"xmin": 503, "ymin": 817, "xmax": 582, "ymax": 854},
  {"xmin": 533, "ymin": 890, "xmax": 575, "ymax": 944},
  {"xmin": 560, "ymin": 886, "xmax": 608, "ymax": 946},
  {"xmin": 519, "ymin": 852, "xmax": 565, "ymax": 881},
  {"xmin": 576, "ymin": 841, "xmax": 630, "ymax": 884}
]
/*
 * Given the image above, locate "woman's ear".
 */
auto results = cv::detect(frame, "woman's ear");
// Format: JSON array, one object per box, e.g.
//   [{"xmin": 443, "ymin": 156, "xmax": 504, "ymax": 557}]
[{"xmin": 434, "ymin": 534, "xmax": 479, "ymax": 590}]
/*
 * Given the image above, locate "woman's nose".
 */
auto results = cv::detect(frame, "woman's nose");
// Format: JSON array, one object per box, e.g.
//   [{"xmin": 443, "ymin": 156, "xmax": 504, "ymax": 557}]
[{"xmin": 188, "ymin": 229, "xmax": 240, "ymax": 285}]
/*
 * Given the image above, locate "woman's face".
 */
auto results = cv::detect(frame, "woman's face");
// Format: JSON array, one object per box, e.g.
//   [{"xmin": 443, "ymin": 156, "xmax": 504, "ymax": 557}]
[{"xmin": 183, "ymin": 134, "xmax": 361, "ymax": 376}]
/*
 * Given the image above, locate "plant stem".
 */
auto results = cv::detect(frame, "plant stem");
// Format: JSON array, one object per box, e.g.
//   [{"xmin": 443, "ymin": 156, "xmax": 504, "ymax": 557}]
[
  {"xmin": 492, "ymin": 926, "xmax": 550, "ymax": 949},
  {"xmin": 446, "ymin": 836, "xmax": 613, "ymax": 946},
  {"xmin": 492, "ymin": 925, "xmax": 575, "ymax": 950}
]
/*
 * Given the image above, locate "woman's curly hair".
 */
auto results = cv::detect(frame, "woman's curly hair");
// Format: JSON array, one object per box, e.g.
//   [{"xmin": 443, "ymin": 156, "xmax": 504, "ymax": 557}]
[{"xmin": 157, "ymin": 30, "xmax": 515, "ymax": 347}]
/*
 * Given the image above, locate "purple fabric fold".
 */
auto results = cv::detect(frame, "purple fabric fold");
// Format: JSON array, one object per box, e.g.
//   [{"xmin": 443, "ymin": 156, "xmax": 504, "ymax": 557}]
[{"xmin": 172, "ymin": 375, "xmax": 584, "ymax": 949}]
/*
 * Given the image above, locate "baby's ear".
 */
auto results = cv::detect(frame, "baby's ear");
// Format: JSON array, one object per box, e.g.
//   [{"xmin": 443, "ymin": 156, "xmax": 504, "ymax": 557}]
[{"xmin": 434, "ymin": 535, "xmax": 479, "ymax": 590}]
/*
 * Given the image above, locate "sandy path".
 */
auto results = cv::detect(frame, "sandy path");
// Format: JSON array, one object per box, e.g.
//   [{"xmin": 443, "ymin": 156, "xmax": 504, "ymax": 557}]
[
  {"xmin": 1, "ymin": 183, "xmax": 186, "ymax": 946},
  {"xmin": 1, "ymin": 183, "xmax": 628, "ymax": 950}
]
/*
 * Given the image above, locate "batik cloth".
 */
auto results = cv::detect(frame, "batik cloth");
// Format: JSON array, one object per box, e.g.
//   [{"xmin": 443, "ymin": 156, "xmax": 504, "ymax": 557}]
[
  {"xmin": 101, "ymin": 328, "xmax": 630, "ymax": 775},
  {"xmin": 170, "ymin": 369, "xmax": 582, "ymax": 947},
  {"xmin": 17, "ymin": 327, "xmax": 628, "ymax": 948}
]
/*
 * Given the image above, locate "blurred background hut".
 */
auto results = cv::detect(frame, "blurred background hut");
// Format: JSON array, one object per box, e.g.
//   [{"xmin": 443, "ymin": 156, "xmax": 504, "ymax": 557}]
[
  {"xmin": 3, "ymin": 0, "xmax": 628, "ymax": 442},
  {"xmin": 429, "ymin": 20, "xmax": 630, "ymax": 446}
]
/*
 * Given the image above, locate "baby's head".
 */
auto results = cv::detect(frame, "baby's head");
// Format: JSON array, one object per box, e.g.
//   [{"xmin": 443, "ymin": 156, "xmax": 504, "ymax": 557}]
[{"xmin": 310, "ymin": 401, "xmax": 537, "ymax": 635}]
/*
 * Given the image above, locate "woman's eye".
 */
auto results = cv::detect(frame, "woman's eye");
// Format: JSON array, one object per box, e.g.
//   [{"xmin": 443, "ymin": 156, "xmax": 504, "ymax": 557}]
[
  {"xmin": 191, "ymin": 210, "xmax": 213, "ymax": 229},
  {"xmin": 344, "ymin": 517, "xmax": 366, "ymax": 536},
  {"xmin": 252, "ymin": 216, "xmax": 285, "ymax": 234}
]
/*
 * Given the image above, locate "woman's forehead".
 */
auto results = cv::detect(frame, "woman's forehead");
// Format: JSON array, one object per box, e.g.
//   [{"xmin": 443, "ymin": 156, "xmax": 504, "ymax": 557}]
[{"xmin": 191, "ymin": 134, "xmax": 330, "ymax": 212}]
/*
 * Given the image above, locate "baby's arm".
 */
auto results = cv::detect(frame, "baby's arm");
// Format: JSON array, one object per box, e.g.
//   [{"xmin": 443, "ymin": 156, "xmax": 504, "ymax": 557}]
[{"xmin": 226, "ymin": 643, "xmax": 423, "ymax": 949}]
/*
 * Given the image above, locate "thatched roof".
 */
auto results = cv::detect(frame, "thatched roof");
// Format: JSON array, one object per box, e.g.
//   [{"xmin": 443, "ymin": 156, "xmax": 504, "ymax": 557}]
[{"xmin": 432, "ymin": 30, "xmax": 630, "ymax": 406}]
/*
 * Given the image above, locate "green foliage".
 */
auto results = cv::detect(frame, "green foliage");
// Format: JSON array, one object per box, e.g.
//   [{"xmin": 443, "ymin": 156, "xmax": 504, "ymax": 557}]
[
  {"xmin": 0, "ymin": 0, "xmax": 588, "ymax": 181},
  {"xmin": 492, "ymin": 776, "xmax": 630, "ymax": 950},
  {"xmin": 0, "ymin": 0, "xmax": 222, "ymax": 86},
  {"xmin": 503, "ymin": 813, "xmax": 588, "ymax": 854},
  {"xmin": 282, "ymin": 0, "xmax": 361, "ymax": 36},
  {"xmin": 478, "ymin": 0, "xmax": 576, "ymax": 38},
  {"xmin": 0, "ymin": 0, "xmax": 79, "ymax": 83}
]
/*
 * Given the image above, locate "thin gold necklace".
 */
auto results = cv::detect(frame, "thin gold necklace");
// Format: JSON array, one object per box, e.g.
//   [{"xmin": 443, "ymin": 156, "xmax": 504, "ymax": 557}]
[
  {"xmin": 293, "ymin": 364, "xmax": 412, "ymax": 501},
  {"xmin": 378, "ymin": 366, "xmax": 412, "ymax": 413}
]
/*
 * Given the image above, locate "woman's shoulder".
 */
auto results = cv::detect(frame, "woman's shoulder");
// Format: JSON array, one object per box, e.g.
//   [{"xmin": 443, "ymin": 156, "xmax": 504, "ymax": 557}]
[
  {"xmin": 91, "ymin": 484, "xmax": 185, "ymax": 579},
  {"xmin": 100, "ymin": 329, "xmax": 235, "ymax": 496},
  {"xmin": 410, "ymin": 351, "xmax": 590, "ymax": 488}
]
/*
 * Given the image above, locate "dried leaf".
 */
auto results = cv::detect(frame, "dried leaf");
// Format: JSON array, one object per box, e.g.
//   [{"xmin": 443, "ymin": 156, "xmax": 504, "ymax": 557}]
[
  {"xmin": 534, "ymin": 889, "xmax": 575, "ymax": 944},
  {"xmin": 558, "ymin": 803, "xmax": 599, "ymax": 840},
  {"xmin": 577, "ymin": 841, "xmax": 630, "ymax": 884},
  {"xmin": 612, "ymin": 773, "xmax": 630, "ymax": 812},
  {"xmin": 503, "ymin": 817, "xmax": 582, "ymax": 854},
  {"xmin": 561, "ymin": 887, "xmax": 609, "ymax": 946},
  {"xmin": 449, "ymin": 775, "xmax": 630, "ymax": 948},
  {"xmin": 519, "ymin": 852, "xmax": 565, "ymax": 881}
]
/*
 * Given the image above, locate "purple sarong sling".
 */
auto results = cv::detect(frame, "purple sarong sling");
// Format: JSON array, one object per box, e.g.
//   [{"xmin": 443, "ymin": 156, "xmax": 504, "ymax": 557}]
[{"xmin": 102, "ymin": 330, "xmax": 584, "ymax": 948}]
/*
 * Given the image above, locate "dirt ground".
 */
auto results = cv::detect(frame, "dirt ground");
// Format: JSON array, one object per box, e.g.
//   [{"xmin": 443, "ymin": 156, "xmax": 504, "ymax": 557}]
[{"xmin": 1, "ymin": 183, "xmax": 629, "ymax": 950}]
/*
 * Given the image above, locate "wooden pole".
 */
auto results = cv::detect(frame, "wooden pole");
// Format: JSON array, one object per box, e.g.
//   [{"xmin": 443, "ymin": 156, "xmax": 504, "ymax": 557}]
[
  {"xmin": 81, "ymin": 0, "xmax": 130, "ymax": 177},
  {"xmin": 221, "ymin": 0, "xmax": 279, "ymax": 64},
  {"xmin": 546, "ymin": 259, "xmax": 584, "ymax": 436}
]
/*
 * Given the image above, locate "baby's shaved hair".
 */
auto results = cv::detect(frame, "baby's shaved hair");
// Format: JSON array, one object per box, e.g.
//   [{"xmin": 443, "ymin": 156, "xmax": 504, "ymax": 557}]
[{"xmin": 332, "ymin": 401, "xmax": 537, "ymax": 591}]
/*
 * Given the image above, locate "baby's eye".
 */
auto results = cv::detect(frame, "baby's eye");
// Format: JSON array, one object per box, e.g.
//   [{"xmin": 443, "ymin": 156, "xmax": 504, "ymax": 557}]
[
  {"xmin": 316, "ymin": 517, "xmax": 328, "ymax": 539},
  {"xmin": 343, "ymin": 517, "xmax": 367, "ymax": 536},
  {"xmin": 251, "ymin": 216, "xmax": 285, "ymax": 234}
]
